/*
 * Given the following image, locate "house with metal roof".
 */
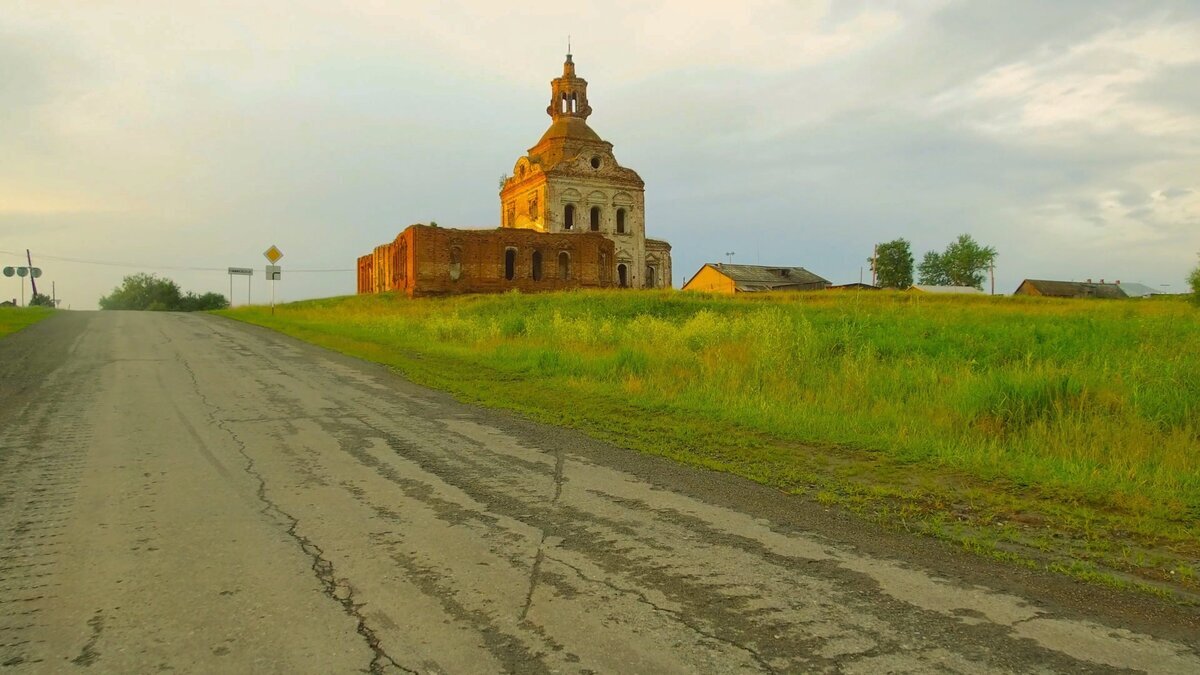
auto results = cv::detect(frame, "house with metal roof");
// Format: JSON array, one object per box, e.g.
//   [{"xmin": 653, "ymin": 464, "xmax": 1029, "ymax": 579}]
[
  {"xmin": 908, "ymin": 285, "xmax": 985, "ymax": 295},
  {"xmin": 681, "ymin": 263, "xmax": 830, "ymax": 294},
  {"xmin": 1116, "ymin": 282, "xmax": 1164, "ymax": 298},
  {"xmin": 1013, "ymin": 279, "xmax": 1127, "ymax": 299}
]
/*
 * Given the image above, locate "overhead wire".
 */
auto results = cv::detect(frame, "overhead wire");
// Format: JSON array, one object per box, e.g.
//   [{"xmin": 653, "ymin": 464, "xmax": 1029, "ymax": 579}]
[{"xmin": 0, "ymin": 248, "xmax": 352, "ymax": 272}]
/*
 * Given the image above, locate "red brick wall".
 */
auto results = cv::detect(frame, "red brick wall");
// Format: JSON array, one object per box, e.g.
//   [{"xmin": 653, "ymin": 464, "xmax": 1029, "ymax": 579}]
[{"xmin": 357, "ymin": 225, "xmax": 616, "ymax": 297}]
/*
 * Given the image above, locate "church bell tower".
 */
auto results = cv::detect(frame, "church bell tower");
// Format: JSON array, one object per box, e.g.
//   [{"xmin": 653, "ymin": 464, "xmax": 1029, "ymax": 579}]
[
  {"xmin": 547, "ymin": 53, "xmax": 592, "ymax": 121},
  {"xmin": 498, "ymin": 52, "xmax": 672, "ymax": 288}
]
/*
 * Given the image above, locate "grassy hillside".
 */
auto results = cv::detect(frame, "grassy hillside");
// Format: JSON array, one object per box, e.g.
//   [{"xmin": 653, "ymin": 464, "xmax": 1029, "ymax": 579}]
[
  {"xmin": 220, "ymin": 290, "xmax": 1200, "ymax": 598},
  {"xmin": 0, "ymin": 307, "xmax": 53, "ymax": 338}
]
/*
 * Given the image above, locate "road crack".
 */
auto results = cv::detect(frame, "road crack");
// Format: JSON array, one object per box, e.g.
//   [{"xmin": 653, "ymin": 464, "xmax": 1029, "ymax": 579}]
[
  {"xmin": 518, "ymin": 444, "xmax": 566, "ymax": 623},
  {"xmin": 546, "ymin": 554, "xmax": 778, "ymax": 673},
  {"xmin": 176, "ymin": 352, "xmax": 416, "ymax": 675}
]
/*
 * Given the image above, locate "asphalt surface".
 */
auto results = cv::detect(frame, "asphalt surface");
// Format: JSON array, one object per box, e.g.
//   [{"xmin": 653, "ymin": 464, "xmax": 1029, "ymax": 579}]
[{"xmin": 0, "ymin": 310, "xmax": 1197, "ymax": 674}]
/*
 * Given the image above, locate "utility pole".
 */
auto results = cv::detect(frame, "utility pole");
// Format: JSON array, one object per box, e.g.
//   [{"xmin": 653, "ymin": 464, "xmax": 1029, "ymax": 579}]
[
  {"xmin": 52, "ymin": 281, "xmax": 56, "ymax": 306},
  {"xmin": 871, "ymin": 244, "xmax": 878, "ymax": 287},
  {"xmin": 26, "ymin": 249, "xmax": 39, "ymax": 297},
  {"xmin": 990, "ymin": 261, "xmax": 995, "ymax": 296},
  {"xmin": 724, "ymin": 251, "xmax": 735, "ymax": 264}
]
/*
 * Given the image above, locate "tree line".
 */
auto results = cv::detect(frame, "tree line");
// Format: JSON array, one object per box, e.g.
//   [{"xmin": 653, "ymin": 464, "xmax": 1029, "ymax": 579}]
[
  {"xmin": 99, "ymin": 273, "xmax": 229, "ymax": 311},
  {"xmin": 868, "ymin": 234, "xmax": 997, "ymax": 290}
]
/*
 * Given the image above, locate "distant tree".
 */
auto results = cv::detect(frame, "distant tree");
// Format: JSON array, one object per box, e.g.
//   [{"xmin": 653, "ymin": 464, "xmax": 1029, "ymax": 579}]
[
  {"xmin": 98, "ymin": 273, "xmax": 227, "ymax": 311},
  {"xmin": 177, "ymin": 291, "xmax": 230, "ymax": 311},
  {"xmin": 28, "ymin": 292, "xmax": 55, "ymax": 307},
  {"xmin": 1189, "ymin": 254, "xmax": 1200, "ymax": 306},
  {"xmin": 869, "ymin": 239, "xmax": 914, "ymax": 289},
  {"xmin": 917, "ymin": 234, "xmax": 997, "ymax": 289},
  {"xmin": 917, "ymin": 251, "xmax": 951, "ymax": 286},
  {"xmin": 99, "ymin": 273, "xmax": 181, "ymax": 310}
]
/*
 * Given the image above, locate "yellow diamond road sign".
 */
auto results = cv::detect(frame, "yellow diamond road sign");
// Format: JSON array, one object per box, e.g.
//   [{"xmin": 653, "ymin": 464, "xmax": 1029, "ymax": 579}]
[{"xmin": 263, "ymin": 245, "xmax": 284, "ymax": 264}]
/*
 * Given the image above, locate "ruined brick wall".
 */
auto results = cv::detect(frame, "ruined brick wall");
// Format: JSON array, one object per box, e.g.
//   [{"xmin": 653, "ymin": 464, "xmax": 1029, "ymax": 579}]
[{"xmin": 357, "ymin": 225, "xmax": 616, "ymax": 297}]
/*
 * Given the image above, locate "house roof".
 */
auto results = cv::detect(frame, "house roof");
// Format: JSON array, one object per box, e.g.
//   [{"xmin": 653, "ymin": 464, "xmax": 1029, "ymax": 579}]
[
  {"xmin": 708, "ymin": 263, "xmax": 830, "ymax": 292},
  {"xmin": 1018, "ymin": 279, "xmax": 1127, "ymax": 299},
  {"xmin": 827, "ymin": 283, "xmax": 881, "ymax": 290},
  {"xmin": 910, "ymin": 285, "xmax": 985, "ymax": 295},
  {"xmin": 1117, "ymin": 282, "xmax": 1159, "ymax": 298}
]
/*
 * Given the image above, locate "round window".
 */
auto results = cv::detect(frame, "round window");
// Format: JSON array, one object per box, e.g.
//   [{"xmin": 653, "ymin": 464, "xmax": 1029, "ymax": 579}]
[{"xmin": 590, "ymin": 156, "xmax": 601, "ymax": 169}]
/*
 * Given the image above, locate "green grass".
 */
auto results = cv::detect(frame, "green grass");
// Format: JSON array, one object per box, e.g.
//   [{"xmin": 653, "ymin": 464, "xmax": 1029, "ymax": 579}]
[
  {"xmin": 219, "ymin": 290, "xmax": 1200, "ymax": 599},
  {"xmin": 0, "ymin": 306, "xmax": 53, "ymax": 338}
]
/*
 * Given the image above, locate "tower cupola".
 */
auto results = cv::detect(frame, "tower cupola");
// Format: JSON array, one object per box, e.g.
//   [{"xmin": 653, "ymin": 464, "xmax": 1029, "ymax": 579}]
[{"xmin": 547, "ymin": 52, "xmax": 592, "ymax": 121}]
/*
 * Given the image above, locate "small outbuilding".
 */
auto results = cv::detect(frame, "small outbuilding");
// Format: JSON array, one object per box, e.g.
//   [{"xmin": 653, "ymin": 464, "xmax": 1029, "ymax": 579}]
[
  {"xmin": 908, "ymin": 285, "xmax": 985, "ymax": 295},
  {"xmin": 1013, "ymin": 279, "xmax": 1127, "ymax": 299},
  {"xmin": 681, "ymin": 263, "xmax": 830, "ymax": 294}
]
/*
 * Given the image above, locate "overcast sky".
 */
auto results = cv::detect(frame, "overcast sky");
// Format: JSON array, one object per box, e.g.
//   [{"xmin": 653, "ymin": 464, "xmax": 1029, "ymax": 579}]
[{"xmin": 3, "ymin": 1, "xmax": 1198, "ymax": 307}]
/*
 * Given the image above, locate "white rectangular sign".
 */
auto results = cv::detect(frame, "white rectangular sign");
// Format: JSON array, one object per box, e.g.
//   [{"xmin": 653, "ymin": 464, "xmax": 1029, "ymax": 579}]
[
  {"xmin": 228, "ymin": 267, "xmax": 253, "ymax": 276},
  {"xmin": 265, "ymin": 265, "xmax": 281, "ymax": 280}
]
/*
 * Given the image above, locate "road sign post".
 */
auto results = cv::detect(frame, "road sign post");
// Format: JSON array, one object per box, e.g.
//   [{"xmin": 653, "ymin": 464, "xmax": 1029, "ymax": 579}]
[
  {"xmin": 265, "ymin": 265, "xmax": 281, "ymax": 314},
  {"xmin": 3, "ymin": 266, "xmax": 40, "ymax": 306},
  {"xmin": 263, "ymin": 246, "xmax": 283, "ymax": 315},
  {"xmin": 227, "ymin": 267, "xmax": 253, "ymax": 307}
]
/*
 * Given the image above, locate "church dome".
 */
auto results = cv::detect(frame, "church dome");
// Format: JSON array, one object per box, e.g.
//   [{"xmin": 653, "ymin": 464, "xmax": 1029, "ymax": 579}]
[{"xmin": 536, "ymin": 116, "xmax": 603, "ymax": 145}]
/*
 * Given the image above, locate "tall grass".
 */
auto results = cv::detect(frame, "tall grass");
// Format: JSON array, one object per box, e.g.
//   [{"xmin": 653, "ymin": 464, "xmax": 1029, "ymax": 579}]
[
  {"xmin": 0, "ymin": 307, "xmax": 53, "ymax": 338},
  {"xmin": 223, "ymin": 291, "xmax": 1200, "ymax": 526}
]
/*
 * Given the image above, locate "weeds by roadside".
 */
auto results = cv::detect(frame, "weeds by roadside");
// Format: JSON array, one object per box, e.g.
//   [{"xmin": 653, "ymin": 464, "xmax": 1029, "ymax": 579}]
[{"xmin": 0, "ymin": 306, "xmax": 53, "ymax": 338}]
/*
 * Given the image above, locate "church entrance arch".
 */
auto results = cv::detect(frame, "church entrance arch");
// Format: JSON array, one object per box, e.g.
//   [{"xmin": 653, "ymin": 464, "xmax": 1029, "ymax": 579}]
[{"xmin": 617, "ymin": 263, "xmax": 628, "ymax": 288}]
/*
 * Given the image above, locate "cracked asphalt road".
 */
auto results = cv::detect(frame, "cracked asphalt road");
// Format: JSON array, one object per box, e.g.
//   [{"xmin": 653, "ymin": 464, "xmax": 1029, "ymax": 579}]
[{"xmin": 1, "ymin": 311, "xmax": 1197, "ymax": 674}]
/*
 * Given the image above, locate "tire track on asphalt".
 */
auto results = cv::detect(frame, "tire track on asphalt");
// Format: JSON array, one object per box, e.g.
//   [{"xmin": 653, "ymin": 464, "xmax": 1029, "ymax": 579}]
[{"xmin": 0, "ymin": 316, "xmax": 95, "ymax": 669}]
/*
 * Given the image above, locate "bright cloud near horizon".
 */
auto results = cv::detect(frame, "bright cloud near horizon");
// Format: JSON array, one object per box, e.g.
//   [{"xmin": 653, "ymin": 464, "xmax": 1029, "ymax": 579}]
[{"xmin": 2, "ymin": 1, "xmax": 1198, "ymax": 308}]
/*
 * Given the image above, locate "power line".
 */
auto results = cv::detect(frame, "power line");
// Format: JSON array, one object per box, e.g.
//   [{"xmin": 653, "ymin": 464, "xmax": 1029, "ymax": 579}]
[{"xmin": 0, "ymin": 249, "xmax": 351, "ymax": 273}]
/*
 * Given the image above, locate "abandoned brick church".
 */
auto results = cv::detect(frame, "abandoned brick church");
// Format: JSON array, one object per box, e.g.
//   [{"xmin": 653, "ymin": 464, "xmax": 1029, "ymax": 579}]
[{"xmin": 357, "ymin": 53, "xmax": 673, "ymax": 297}]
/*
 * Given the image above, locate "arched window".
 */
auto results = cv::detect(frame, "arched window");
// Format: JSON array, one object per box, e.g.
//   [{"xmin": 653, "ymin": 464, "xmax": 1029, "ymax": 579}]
[
  {"xmin": 564, "ymin": 204, "xmax": 575, "ymax": 230},
  {"xmin": 590, "ymin": 206, "xmax": 601, "ymax": 231},
  {"xmin": 504, "ymin": 248, "xmax": 517, "ymax": 281},
  {"xmin": 599, "ymin": 253, "xmax": 609, "ymax": 284},
  {"xmin": 450, "ymin": 246, "xmax": 463, "ymax": 281},
  {"xmin": 616, "ymin": 208, "xmax": 626, "ymax": 234},
  {"xmin": 560, "ymin": 93, "xmax": 568, "ymax": 113},
  {"xmin": 645, "ymin": 264, "xmax": 655, "ymax": 288},
  {"xmin": 617, "ymin": 263, "xmax": 628, "ymax": 288},
  {"xmin": 570, "ymin": 93, "xmax": 577, "ymax": 113},
  {"xmin": 558, "ymin": 251, "xmax": 570, "ymax": 280},
  {"xmin": 532, "ymin": 250, "xmax": 543, "ymax": 281}
]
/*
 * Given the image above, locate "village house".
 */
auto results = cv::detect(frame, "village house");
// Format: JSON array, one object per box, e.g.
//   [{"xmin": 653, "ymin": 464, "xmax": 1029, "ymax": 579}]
[
  {"xmin": 357, "ymin": 53, "xmax": 672, "ymax": 297},
  {"xmin": 681, "ymin": 263, "xmax": 830, "ymax": 294},
  {"xmin": 1012, "ymin": 279, "xmax": 1127, "ymax": 299}
]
